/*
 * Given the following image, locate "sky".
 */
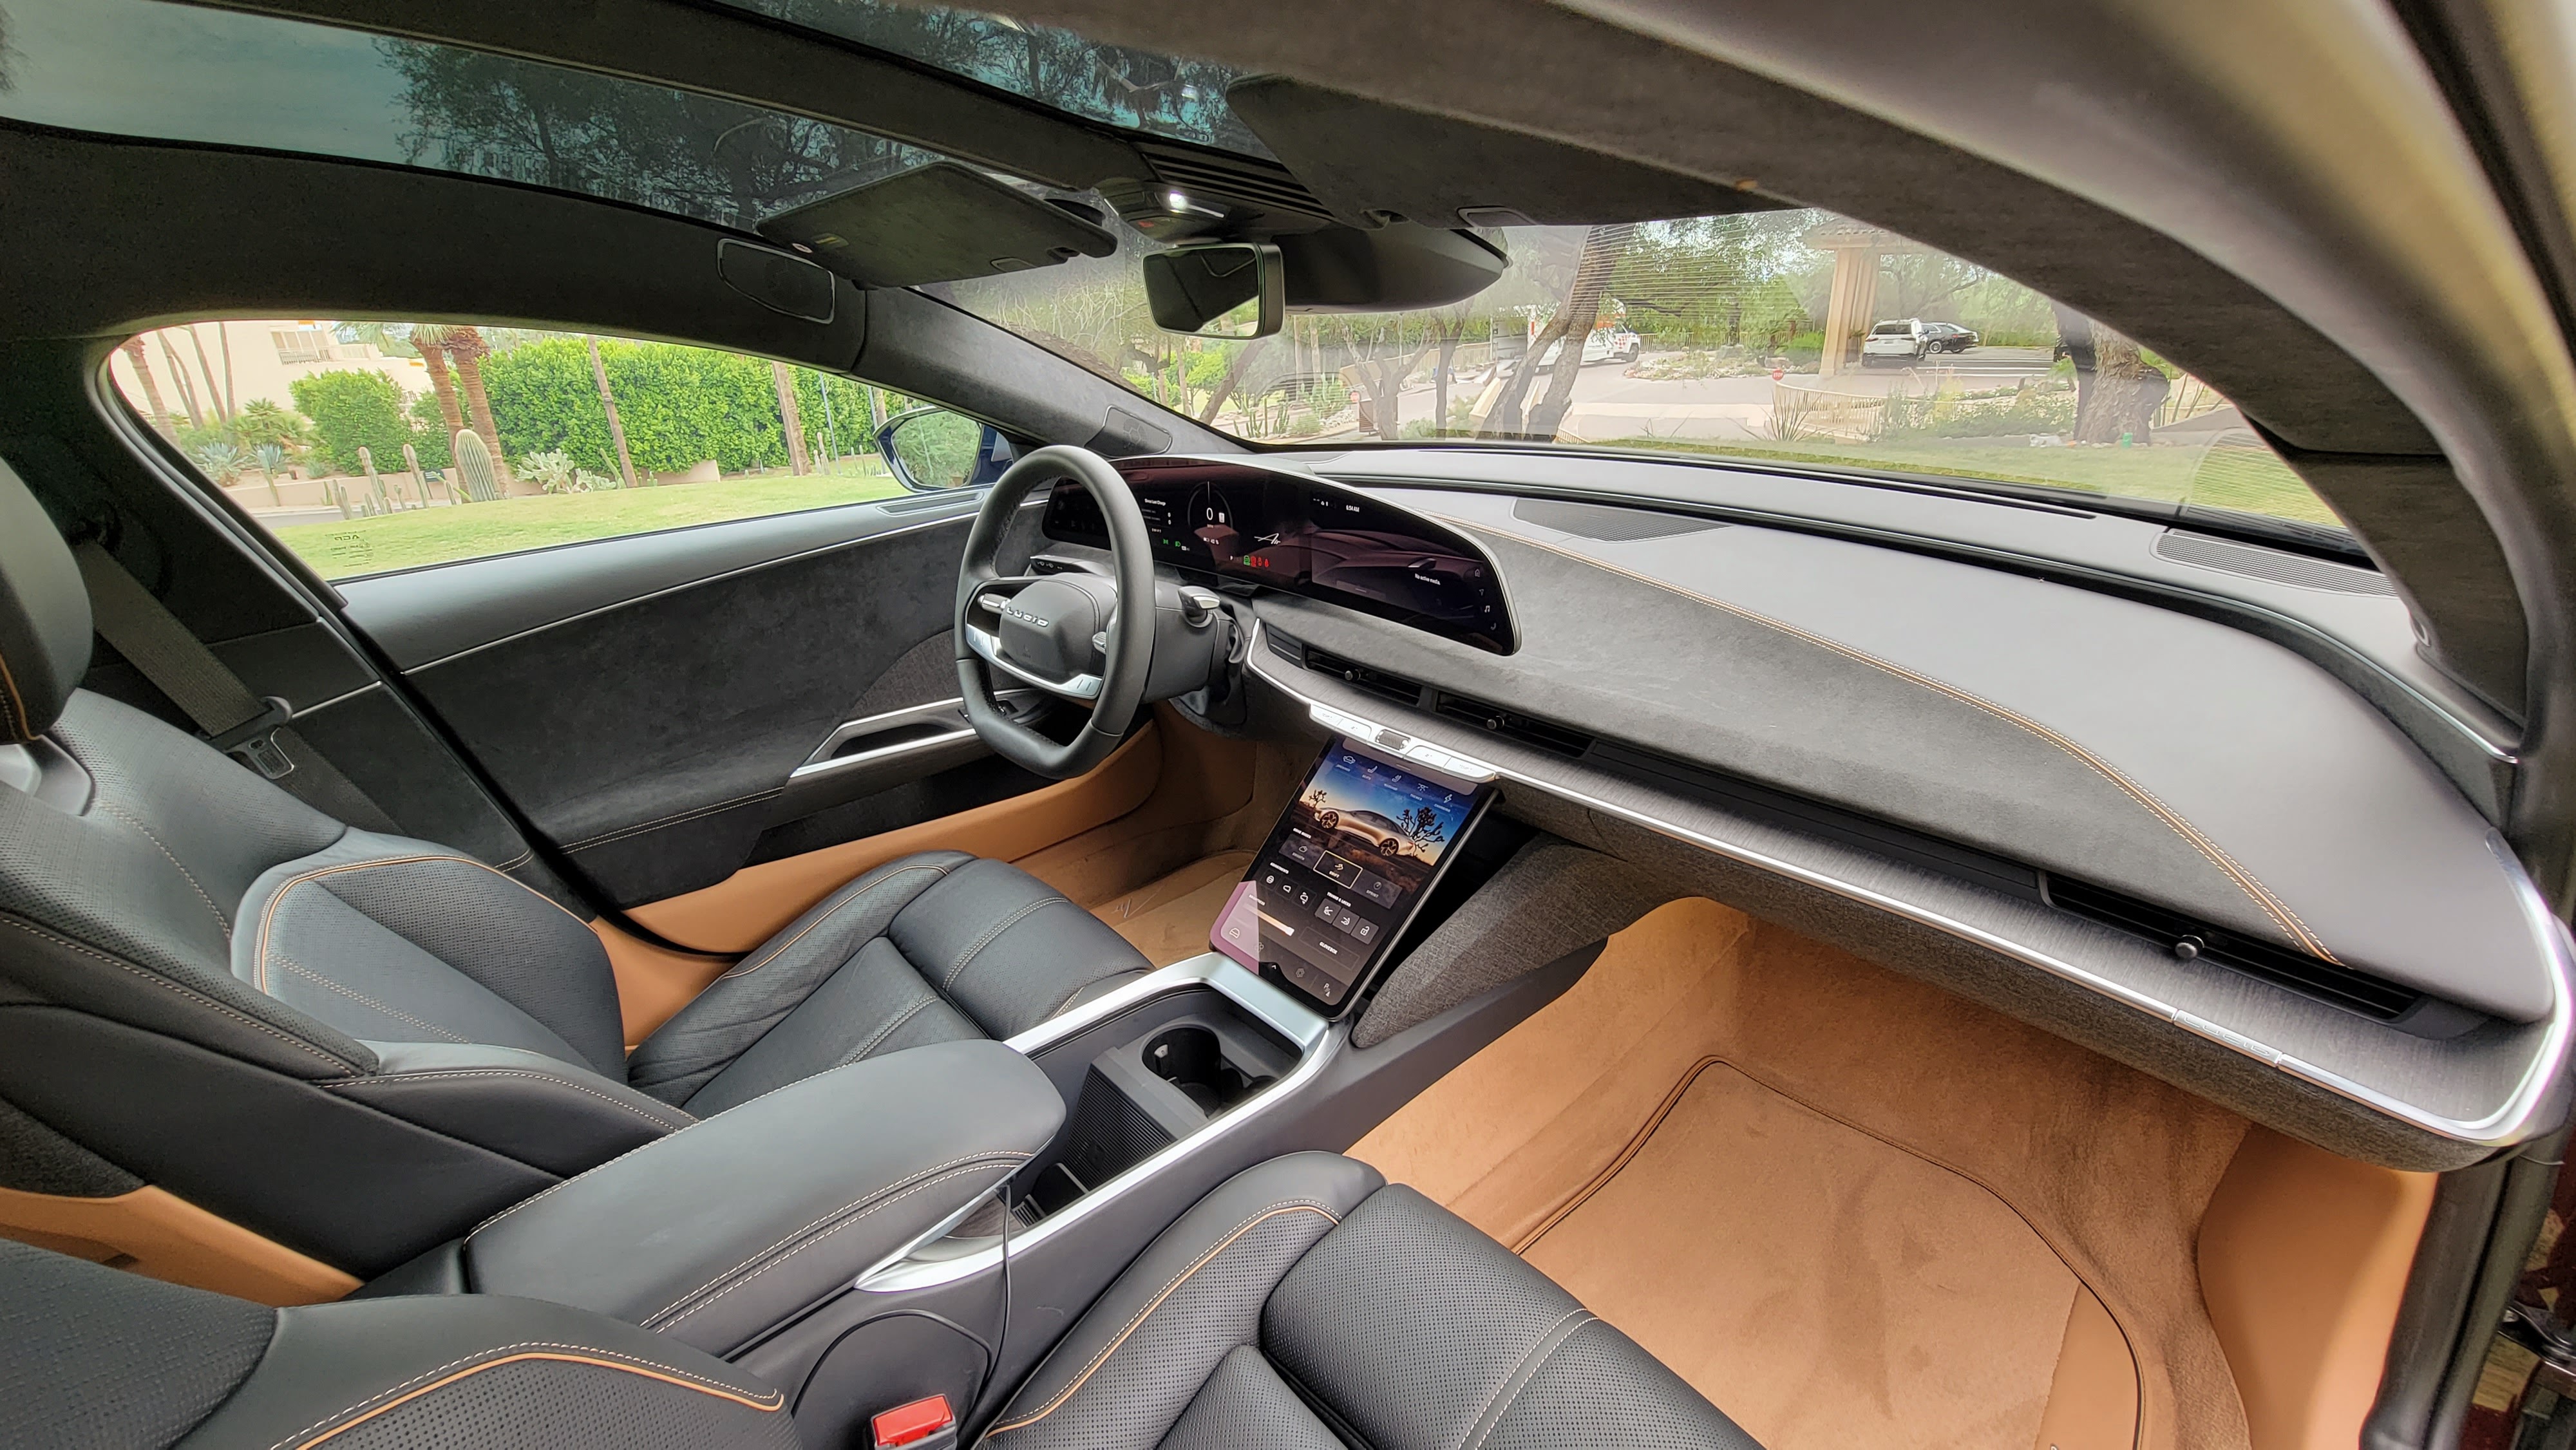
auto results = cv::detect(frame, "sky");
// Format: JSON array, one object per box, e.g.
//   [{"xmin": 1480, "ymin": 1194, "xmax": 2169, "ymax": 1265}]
[{"xmin": 0, "ymin": 0, "xmax": 414, "ymax": 162}]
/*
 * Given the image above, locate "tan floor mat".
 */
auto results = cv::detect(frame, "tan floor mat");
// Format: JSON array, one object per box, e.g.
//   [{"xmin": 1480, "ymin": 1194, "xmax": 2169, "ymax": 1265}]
[
  {"xmin": 1088, "ymin": 851, "xmax": 1252, "ymax": 965},
  {"xmin": 1355, "ymin": 897, "xmax": 2242, "ymax": 1450},
  {"xmin": 1519, "ymin": 1059, "xmax": 2078, "ymax": 1448}
]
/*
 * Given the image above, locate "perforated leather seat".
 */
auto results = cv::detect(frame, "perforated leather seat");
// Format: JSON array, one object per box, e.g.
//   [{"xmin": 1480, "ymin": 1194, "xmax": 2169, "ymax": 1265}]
[
  {"xmin": 2, "ymin": 1154, "xmax": 1764, "ymax": 1450},
  {"xmin": 0, "ymin": 464, "xmax": 1150, "ymax": 1272}
]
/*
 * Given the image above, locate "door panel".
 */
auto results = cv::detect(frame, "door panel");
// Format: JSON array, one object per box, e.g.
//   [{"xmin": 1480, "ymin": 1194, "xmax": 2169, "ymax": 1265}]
[
  {"xmin": 336, "ymin": 496, "xmax": 1048, "ymax": 908},
  {"xmin": 628, "ymin": 722, "xmax": 1165, "ymax": 952}
]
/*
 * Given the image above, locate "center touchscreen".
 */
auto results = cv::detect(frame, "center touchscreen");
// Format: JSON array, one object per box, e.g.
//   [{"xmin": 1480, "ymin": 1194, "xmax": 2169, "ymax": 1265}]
[{"xmin": 1211, "ymin": 737, "xmax": 1490, "ymax": 1015}]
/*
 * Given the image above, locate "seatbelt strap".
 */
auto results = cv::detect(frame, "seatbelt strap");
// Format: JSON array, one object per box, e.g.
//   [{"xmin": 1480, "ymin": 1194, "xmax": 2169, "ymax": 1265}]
[{"xmin": 71, "ymin": 541, "xmax": 401, "ymax": 832}]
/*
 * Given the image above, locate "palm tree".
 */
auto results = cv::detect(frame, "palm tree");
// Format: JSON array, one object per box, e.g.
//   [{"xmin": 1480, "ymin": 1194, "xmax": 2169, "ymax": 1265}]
[
  {"xmin": 155, "ymin": 332, "xmax": 203, "ymax": 428},
  {"xmin": 407, "ymin": 325, "xmax": 469, "ymax": 447},
  {"xmin": 185, "ymin": 324, "xmax": 232, "ymax": 425},
  {"xmin": 119, "ymin": 337, "xmax": 176, "ymax": 436},
  {"xmin": 587, "ymin": 336, "xmax": 639, "ymax": 488},
  {"xmin": 440, "ymin": 326, "xmax": 505, "ymax": 464}
]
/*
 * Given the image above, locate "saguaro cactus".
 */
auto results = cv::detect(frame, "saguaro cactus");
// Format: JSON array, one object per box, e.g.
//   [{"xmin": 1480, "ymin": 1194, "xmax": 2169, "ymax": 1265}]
[
  {"xmin": 452, "ymin": 429, "xmax": 501, "ymax": 503},
  {"xmin": 401, "ymin": 442, "xmax": 430, "ymax": 506}
]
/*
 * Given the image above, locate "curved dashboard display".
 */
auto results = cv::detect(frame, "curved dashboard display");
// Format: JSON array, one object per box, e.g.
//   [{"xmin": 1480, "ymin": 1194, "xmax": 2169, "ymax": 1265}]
[{"xmin": 1041, "ymin": 457, "xmax": 1516, "ymax": 653}]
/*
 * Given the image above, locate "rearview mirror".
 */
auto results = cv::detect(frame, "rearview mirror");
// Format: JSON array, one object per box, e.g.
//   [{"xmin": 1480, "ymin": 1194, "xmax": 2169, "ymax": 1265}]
[
  {"xmin": 876, "ymin": 408, "xmax": 1014, "ymax": 491},
  {"xmin": 1143, "ymin": 243, "xmax": 1283, "ymax": 338}
]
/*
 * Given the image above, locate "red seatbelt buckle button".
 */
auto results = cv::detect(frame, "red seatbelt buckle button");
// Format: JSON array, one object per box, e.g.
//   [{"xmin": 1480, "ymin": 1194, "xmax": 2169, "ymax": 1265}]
[{"xmin": 873, "ymin": 1395, "xmax": 958, "ymax": 1449}]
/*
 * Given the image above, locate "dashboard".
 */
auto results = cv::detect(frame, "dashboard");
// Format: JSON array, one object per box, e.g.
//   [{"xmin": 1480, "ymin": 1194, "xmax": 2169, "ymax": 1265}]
[{"xmin": 1041, "ymin": 457, "xmax": 1516, "ymax": 653}]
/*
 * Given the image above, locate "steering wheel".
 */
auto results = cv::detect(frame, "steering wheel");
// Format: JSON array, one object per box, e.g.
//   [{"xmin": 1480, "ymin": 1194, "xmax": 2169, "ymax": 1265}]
[{"xmin": 954, "ymin": 445, "xmax": 1156, "ymax": 779}]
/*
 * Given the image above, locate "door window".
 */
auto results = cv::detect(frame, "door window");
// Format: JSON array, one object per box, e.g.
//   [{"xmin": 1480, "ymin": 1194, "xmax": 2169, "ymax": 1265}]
[{"xmin": 108, "ymin": 321, "xmax": 983, "ymax": 579}]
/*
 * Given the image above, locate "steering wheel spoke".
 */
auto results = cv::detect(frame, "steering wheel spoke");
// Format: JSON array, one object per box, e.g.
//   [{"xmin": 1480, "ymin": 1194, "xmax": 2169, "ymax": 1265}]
[{"xmin": 962, "ymin": 617, "xmax": 1104, "ymax": 701}]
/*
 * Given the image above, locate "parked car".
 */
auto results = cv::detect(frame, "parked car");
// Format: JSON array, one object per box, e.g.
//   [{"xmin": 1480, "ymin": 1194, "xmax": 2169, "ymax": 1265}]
[
  {"xmin": 1859, "ymin": 317, "xmax": 1930, "ymax": 364},
  {"xmin": 1920, "ymin": 321, "xmax": 1980, "ymax": 352},
  {"xmin": 1536, "ymin": 323, "xmax": 1643, "ymax": 368}
]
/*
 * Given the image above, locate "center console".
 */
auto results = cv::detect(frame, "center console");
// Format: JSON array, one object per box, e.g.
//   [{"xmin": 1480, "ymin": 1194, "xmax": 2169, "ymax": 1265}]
[{"xmin": 393, "ymin": 714, "xmax": 1629, "ymax": 1449}]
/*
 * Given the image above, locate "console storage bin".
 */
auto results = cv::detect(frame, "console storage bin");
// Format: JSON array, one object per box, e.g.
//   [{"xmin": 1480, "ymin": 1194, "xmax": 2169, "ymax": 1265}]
[{"xmin": 461, "ymin": 1039, "xmax": 1063, "ymax": 1355}]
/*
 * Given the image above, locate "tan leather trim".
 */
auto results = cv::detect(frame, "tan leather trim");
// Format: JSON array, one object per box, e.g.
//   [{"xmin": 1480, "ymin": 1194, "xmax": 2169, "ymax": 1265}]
[
  {"xmin": 0, "ymin": 1183, "xmax": 357, "ymax": 1304},
  {"xmin": 0, "ymin": 635, "xmax": 30, "ymax": 740},
  {"xmin": 629, "ymin": 722, "xmax": 1163, "ymax": 954},
  {"xmin": 591, "ymin": 917, "xmax": 733, "ymax": 1049},
  {"xmin": 2034, "ymin": 1286, "xmax": 2143, "ymax": 1449},
  {"xmin": 287, "ymin": 1348, "xmax": 784, "ymax": 1449},
  {"xmin": 2197, "ymin": 1125, "xmax": 2435, "ymax": 1450}
]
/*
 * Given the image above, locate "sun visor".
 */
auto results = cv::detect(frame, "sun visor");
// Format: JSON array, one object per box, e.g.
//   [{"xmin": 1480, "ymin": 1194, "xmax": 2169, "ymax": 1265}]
[
  {"xmin": 1226, "ymin": 75, "xmax": 1786, "ymax": 227},
  {"xmin": 759, "ymin": 162, "xmax": 1118, "ymax": 288}
]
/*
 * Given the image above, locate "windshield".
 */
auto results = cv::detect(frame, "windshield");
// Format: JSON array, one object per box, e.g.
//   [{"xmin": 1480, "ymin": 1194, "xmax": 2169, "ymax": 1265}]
[
  {"xmin": 3, "ymin": 0, "xmax": 2340, "ymax": 535},
  {"xmin": 945, "ymin": 216, "xmax": 2340, "ymax": 533}
]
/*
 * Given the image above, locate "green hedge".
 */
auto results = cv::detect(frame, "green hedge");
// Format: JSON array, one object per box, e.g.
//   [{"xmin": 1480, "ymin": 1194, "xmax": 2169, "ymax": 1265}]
[
  {"xmin": 478, "ymin": 338, "xmax": 918, "ymax": 478},
  {"xmin": 289, "ymin": 370, "xmax": 419, "ymax": 477}
]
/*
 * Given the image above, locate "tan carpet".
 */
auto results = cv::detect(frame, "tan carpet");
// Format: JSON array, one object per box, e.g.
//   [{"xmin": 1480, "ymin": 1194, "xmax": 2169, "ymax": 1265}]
[
  {"xmin": 1353, "ymin": 897, "xmax": 2248, "ymax": 1450},
  {"xmin": 1520, "ymin": 1060, "xmax": 2079, "ymax": 1448},
  {"xmin": 1087, "ymin": 851, "xmax": 1253, "ymax": 965}
]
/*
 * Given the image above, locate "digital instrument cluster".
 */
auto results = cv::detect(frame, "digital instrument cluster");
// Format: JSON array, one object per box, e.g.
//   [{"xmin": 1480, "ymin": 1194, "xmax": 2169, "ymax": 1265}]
[{"xmin": 1041, "ymin": 458, "xmax": 1516, "ymax": 653}]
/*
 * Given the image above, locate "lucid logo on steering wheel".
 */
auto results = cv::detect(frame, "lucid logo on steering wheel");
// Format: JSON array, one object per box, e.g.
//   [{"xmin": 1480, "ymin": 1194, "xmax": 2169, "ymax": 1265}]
[{"xmin": 1000, "ymin": 603, "xmax": 1052, "ymax": 628}]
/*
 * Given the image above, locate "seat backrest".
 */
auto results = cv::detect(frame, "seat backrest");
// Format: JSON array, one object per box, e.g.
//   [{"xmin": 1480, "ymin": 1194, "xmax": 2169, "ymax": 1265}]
[
  {"xmin": 0, "ymin": 1239, "xmax": 802, "ymax": 1450},
  {"xmin": 0, "ymin": 463, "xmax": 663, "ymax": 1278}
]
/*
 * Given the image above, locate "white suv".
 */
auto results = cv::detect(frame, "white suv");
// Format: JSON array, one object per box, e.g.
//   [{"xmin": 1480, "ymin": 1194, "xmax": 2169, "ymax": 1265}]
[{"xmin": 1859, "ymin": 318, "xmax": 1929, "ymax": 364}]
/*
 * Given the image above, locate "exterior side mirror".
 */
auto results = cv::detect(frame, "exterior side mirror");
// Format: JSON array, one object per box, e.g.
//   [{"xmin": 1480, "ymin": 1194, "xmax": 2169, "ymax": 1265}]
[
  {"xmin": 1142, "ymin": 243, "xmax": 1284, "ymax": 338},
  {"xmin": 875, "ymin": 408, "xmax": 1016, "ymax": 491}
]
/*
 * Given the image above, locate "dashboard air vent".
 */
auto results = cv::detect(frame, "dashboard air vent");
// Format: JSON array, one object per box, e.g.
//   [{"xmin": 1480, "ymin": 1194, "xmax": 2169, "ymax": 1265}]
[
  {"xmin": 2153, "ymin": 531, "xmax": 2396, "ymax": 596},
  {"xmin": 2045, "ymin": 876, "xmax": 2421, "ymax": 1020},
  {"xmin": 1300, "ymin": 646, "xmax": 1426, "ymax": 707},
  {"xmin": 1432, "ymin": 693, "xmax": 1594, "ymax": 757}
]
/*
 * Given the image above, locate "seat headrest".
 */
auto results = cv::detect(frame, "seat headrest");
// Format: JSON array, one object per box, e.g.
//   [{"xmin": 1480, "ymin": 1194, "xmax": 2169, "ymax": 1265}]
[{"xmin": 0, "ymin": 460, "xmax": 91, "ymax": 743}]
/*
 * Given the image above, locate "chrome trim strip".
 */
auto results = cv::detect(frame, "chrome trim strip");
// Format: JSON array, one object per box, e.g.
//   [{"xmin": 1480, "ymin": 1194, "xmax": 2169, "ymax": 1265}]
[
  {"xmin": 791, "ymin": 697, "xmax": 980, "ymax": 777},
  {"xmin": 1001, "ymin": 951, "xmax": 1329, "ymax": 1057},
  {"xmin": 863, "ymin": 959, "xmax": 1334, "ymax": 1294},
  {"xmin": 1249, "ymin": 620, "xmax": 2576, "ymax": 1148},
  {"xmin": 964, "ymin": 621, "xmax": 1103, "ymax": 700}
]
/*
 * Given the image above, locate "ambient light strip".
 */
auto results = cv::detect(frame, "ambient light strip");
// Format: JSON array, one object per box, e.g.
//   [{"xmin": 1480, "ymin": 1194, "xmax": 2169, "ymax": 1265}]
[{"xmin": 1246, "ymin": 623, "xmax": 2576, "ymax": 1150}]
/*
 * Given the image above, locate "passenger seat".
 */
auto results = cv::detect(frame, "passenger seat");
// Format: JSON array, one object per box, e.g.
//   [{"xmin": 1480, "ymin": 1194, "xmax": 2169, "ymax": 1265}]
[{"xmin": 4, "ymin": 1153, "xmax": 1763, "ymax": 1449}]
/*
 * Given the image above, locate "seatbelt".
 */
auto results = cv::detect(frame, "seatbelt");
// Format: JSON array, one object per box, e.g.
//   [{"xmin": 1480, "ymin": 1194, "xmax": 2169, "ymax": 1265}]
[{"xmin": 71, "ymin": 541, "xmax": 401, "ymax": 833}]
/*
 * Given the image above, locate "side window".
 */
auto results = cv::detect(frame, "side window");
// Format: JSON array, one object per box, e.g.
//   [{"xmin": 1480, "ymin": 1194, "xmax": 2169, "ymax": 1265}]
[{"xmin": 106, "ymin": 320, "xmax": 990, "ymax": 579}]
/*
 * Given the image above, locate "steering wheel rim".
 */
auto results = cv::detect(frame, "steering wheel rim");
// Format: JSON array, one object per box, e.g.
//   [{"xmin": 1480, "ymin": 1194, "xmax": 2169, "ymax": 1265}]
[{"xmin": 954, "ymin": 444, "xmax": 1156, "ymax": 779}]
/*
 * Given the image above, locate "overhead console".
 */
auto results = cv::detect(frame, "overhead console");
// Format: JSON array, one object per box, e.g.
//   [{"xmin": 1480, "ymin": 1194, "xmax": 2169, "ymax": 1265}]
[{"xmin": 1041, "ymin": 456, "xmax": 1517, "ymax": 653}]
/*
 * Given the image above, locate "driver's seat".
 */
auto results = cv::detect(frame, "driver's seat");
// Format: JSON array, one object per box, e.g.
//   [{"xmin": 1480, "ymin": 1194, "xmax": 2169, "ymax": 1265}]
[{"xmin": 0, "ymin": 466, "xmax": 1150, "ymax": 1277}]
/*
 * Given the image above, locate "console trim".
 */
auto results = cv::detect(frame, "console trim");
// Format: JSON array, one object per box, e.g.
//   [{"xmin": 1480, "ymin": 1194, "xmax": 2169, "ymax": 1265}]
[{"xmin": 857, "ymin": 954, "xmax": 1334, "ymax": 1294}]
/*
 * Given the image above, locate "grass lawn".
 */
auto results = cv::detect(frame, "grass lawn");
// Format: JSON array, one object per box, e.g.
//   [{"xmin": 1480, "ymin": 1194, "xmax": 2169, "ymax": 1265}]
[
  {"xmin": 277, "ymin": 469, "xmax": 911, "ymax": 578},
  {"xmin": 1600, "ymin": 436, "xmax": 2342, "ymax": 528}
]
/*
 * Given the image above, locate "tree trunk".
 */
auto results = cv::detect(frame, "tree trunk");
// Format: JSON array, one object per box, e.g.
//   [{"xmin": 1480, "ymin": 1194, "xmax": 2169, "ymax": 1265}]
[
  {"xmin": 1197, "ymin": 339, "xmax": 1272, "ymax": 425},
  {"xmin": 445, "ymin": 328, "xmax": 505, "ymax": 464},
  {"xmin": 1485, "ymin": 224, "xmax": 1630, "ymax": 440},
  {"xmin": 158, "ymin": 332, "xmax": 202, "ymax": 427},
  {"xmin": 2060, "ymin": 307, "xmax": 2160, "ymax": 444},
  {"xmin": 218, "ymin": 324, "xmax": 237, "ymax": 424},
  {"xmin": 120, "ymin": 337, "xmax": 174, "ymax": 436},
  {"xmin": 1432, "ymin": 320, "xmax": 1463, "ymax": 436},
  {"xmin": 772, "ymin": 362, "xmax": 811, "ymax": 475},
  {"xmin": 187, "ymin": 325, "xmax": 230, "ymax": 424},
  {"xmin": 588, "ymin": 336, "xmax": 639, "ymax": 488},
  {"xmin": 417, "ymin": 343, "xmax": 467, "ymax": 444}
]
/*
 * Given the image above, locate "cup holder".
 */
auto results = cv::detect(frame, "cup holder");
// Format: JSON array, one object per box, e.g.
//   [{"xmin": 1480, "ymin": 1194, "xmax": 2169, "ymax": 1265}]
[{"xmin": 1143, "ymin": 1025, "xmax": 1273, "ymax": 1113}]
